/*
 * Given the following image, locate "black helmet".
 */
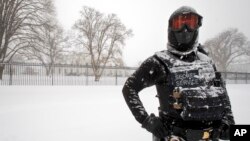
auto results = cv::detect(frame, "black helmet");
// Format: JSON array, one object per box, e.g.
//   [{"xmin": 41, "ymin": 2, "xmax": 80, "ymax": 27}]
[{"xmin": 168, "ymin": 6, "xmax": 203, "ymax": 54}]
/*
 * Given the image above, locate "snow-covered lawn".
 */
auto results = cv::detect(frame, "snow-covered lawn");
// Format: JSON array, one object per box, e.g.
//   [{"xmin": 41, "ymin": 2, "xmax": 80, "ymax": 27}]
[{"xmin": 0, "ymin": 85, "xmax": 249, "ymax": 141}]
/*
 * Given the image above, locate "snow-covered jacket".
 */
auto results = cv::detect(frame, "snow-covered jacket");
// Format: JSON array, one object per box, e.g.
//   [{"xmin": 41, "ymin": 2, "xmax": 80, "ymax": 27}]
[{"xmin": 122, "ymin": 48, "xmax": 235, "ymax": 128}]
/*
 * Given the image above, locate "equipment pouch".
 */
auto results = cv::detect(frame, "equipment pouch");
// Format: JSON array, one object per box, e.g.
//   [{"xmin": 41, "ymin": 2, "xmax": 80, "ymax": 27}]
[{"xmin": 180, "ymin": 87, "xmax": 227, "ymax": 121}]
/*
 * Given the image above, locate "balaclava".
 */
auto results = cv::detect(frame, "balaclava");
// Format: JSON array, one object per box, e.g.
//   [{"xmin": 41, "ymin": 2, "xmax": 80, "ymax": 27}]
[{"xmin": 168, "ymin": 6, "xmax": 203, "ymax": 56}]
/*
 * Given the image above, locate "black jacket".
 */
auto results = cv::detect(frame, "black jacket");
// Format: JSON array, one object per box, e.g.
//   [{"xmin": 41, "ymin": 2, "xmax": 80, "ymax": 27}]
[{"xmin": 122, "ymin": 50, "xmax": 235, "ymax": 128}]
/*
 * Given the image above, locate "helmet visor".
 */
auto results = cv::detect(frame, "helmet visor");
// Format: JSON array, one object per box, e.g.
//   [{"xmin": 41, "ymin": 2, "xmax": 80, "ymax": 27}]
[{"xmin": 171, "ymin": 13, "xmax": 199, "ymax": 31}]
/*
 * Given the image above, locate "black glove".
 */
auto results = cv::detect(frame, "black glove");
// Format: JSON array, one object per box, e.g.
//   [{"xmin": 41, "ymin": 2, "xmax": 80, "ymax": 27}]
[
  {"xmin": 219, "ymin": 123, "xmax": 230, "ymax": 140},
  {"xmin": 211, "ymin": 121, "xmax": 230, "ymax": 140},
  {"xmin": 142, "ymin": 113, "xmax": 168, "ymax": 138}
]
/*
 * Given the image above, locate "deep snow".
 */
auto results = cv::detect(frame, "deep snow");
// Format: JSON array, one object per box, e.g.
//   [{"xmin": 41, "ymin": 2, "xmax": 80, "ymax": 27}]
[{"xmin": 0, "ymin": 85, "xmax": 249, "ymax": 141}]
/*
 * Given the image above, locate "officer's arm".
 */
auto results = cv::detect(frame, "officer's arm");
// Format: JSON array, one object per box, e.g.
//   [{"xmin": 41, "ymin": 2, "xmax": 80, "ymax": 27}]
[
  {"xmin": 218, "ymin": 80, "xmax": 235, "ymax": 140},
  {"xmin": 122, "ymin": 56, "xmax": 165, "ymax": 124},
  {"xmin": 214, "ymin": 66, "xmax": 235, "ymax": 126},
  {"xmin": 222, "ymin": 82, "xmax": 235, "ymax": 125}
]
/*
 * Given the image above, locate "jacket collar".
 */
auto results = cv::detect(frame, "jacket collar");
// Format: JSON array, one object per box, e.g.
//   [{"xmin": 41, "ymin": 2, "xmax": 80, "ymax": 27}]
[{"xmin": 167, "ymin": 43, "xmax": 198, "ymax": 56}]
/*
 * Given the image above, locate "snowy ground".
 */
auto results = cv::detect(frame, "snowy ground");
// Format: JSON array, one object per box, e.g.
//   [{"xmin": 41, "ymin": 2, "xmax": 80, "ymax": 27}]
[{"xmin": 0, "ymin": 85, "xmax": 249, "ymax": 141}]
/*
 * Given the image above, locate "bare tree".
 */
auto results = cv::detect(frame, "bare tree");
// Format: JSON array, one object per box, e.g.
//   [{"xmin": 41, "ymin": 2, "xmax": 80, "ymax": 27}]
[
  {"xmin": 60, "ymin": 31, "xmax": 90, "ymax": 65},
  {"xmin": 204, "ymin": 28, "xmax": 250, "ymax": 72},
  {"xmin": 22, "ymin": 0, "xmax": 67, "ymax": 76},
  {"xmin": 20, "ymin": 23, "xmax": 67, "ymax": 76},
  {"xmin": 0, "ymin": 0, "xmax": 52, "ymax": 79},
  {"xmin": 73, "ymin": 6, "xmax": 132, "ymax": 81}
]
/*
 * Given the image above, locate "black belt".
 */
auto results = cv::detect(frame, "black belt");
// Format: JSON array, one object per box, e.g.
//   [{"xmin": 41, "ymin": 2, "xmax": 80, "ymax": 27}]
[
  {"xmin": 160, "ymin": 115, "xmax": 221, "ymax": 140},
  {"xmin": 171, "ymin": 126, "xmax": 216, "ymax": 141}
]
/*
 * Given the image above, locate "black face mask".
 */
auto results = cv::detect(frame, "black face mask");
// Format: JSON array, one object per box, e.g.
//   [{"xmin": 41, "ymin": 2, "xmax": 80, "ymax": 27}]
[
  {"xmin": 170, "ymin": 26, "xmax": 196, "ymax": 52},
  {"xmin": 174, "ymin": 28, "xmax": 195, "ymax": 44}
]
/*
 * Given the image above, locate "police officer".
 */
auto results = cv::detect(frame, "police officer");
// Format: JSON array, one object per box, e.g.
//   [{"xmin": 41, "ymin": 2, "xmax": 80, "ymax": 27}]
[{"xmin": 122, "ymin": 6, "xmax": 235, "ymax": 141}]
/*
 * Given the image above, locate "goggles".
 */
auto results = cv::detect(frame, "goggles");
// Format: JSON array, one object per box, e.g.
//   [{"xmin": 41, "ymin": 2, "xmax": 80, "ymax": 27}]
[{"xmin": 170, "ymin": 13, "xmax": 201, "ymax": 31}]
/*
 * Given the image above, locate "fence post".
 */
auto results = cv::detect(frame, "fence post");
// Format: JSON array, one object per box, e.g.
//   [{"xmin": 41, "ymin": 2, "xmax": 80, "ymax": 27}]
[
  {"xmin": 86, "ymin": 63, "xmax": 88, "ymax": 85},
  {"xmin": 9, "ymin": 63, "xmax": 13, "ymax": 85},
  {"xmin": 52, "ymin": 65, "xmax": 54, "ymax": 86}
]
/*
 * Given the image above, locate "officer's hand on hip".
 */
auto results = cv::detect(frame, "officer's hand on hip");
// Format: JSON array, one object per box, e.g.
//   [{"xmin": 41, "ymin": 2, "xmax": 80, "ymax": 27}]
[
  {"xmin": 142, "ymin": 113, "xmax": 168, "ymax": 138},
  {"xmin": 219, "ymin": 122, "xmax": 230, "ymax": 140}
]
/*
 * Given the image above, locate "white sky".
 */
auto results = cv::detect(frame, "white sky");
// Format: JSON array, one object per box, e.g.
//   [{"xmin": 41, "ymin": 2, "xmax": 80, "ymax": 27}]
[{"xmin": 55, "ymin": 0, "xmax": 250, "ymax": 66}]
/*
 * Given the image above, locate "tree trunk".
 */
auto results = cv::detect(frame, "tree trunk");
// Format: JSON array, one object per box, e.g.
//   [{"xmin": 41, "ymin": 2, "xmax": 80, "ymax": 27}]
[
  {"xmin": 46, "ymin": 68, "xmax": 51, "ymax": 76},
  {"xmin": 45, "ymin": 65, "xmax": 53, "ymax": 76},
  {"xmin": 94, "ymin": 74, "xmax": 101, "ymax": 81},
  {"xmin": 0, "ymin": 64, "xmax": 5, "ymax": 80}
]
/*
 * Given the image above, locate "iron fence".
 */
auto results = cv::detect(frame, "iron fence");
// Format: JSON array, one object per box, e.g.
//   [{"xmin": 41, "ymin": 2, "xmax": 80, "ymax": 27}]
[
  {"xmin": 0, "ymin": 62, "xmax": 136, "ymax": 85},
  {"xmin": 0, "ymin": 62, "xmax": 250, "ymax": 85}
]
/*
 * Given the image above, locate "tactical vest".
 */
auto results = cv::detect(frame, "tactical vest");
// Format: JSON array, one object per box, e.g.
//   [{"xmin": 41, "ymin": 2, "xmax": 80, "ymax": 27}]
[{"xmin": 154, "ymin": 50, "xmax": 228, "ymax": 121}]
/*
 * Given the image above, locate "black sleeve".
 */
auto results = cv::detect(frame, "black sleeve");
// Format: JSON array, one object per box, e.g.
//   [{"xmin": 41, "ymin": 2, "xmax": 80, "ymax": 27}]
[
  {"xmin": 221, "ymin": 80, "xmax": 235, "ymax": 125},
  {"xmin": 122, "ymin": 56, "xmax": 166, "ymax": 124},
  {"xmin": 214, "ymin": 64, "xmax": 235, "ymax": 125}
]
